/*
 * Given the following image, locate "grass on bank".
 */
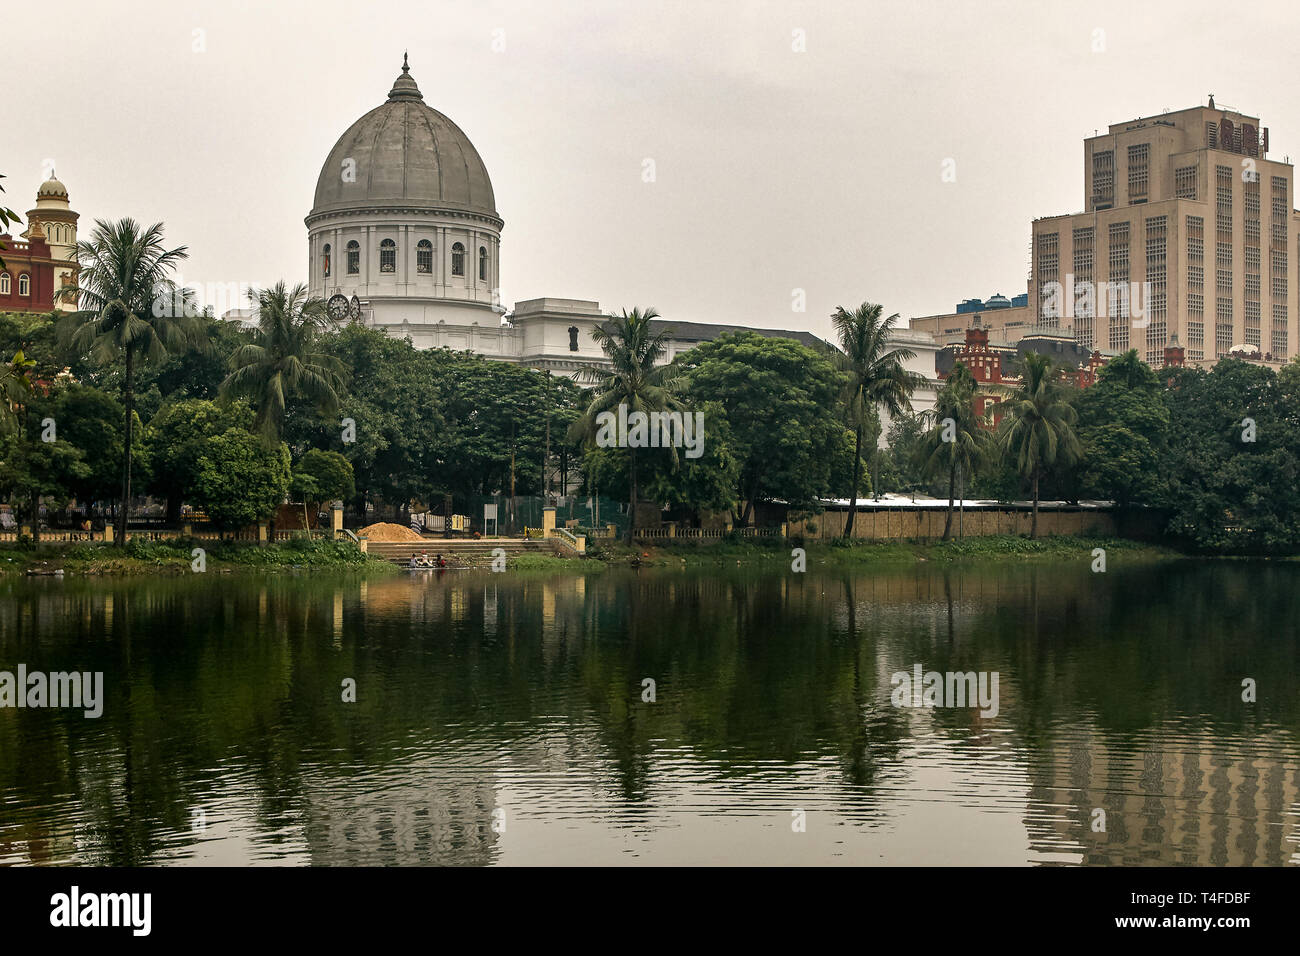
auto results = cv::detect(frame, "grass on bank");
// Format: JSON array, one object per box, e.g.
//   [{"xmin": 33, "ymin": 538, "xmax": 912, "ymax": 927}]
[
  {"xmin": 0, "ymin": 537, "xmax": 396, "ymax": 576},
  {"xmin": 588, "ymin": 533, "xmax": 1182, "ymax": 568},
  {"xmin": 1, "ymin": 532, "xmax": 1184, "ymax": 576}
]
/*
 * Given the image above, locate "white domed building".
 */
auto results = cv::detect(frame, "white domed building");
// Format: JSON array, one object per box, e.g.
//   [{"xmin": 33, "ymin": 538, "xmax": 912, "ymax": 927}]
[
  {"xmin": 298, "ymin": 57, "xmax": 932, "ymax": 392},
  {"xmin": 306, "ymin": 55, "xmax": 505, "ymax": 344}
]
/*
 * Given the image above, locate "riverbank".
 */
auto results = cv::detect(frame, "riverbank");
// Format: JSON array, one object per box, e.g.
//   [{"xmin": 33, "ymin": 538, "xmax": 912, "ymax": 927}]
[
  {"xmin": 0, "ymin": 538, "xmax": 397, "ymax": 576},
  {"xmin": 587, "ymin": 534, "xmax": 1184, "ymax": 568},
  {"xmin": 1, "ymin": 533, "xmax": 1184, "ymax": 576}
]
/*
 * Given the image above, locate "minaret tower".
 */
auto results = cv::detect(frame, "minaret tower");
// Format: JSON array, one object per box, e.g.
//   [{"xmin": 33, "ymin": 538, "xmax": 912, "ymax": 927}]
[{"xmin": 24, "ymin": 172, "xmax": 80, "ymax": 310}]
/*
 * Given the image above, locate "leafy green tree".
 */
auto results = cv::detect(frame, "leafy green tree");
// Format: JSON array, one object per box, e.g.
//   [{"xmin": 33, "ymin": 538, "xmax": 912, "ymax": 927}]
[
  {"xmin": 426, "ymin": 351, "xmax": 583, "ymax": 500},
  {"xmin": 293, "ymin": 325, "xmax": 443, "ymax": 515},
  {"xmin": 879, "ymin": 411, "xmax": 930, "ymax": 498},
  {"xmin": 588, "ymin": 400, "xmax": 742, "ymax": 517},
  {"xmin": 996, "ymin": 353, "xmax": 1082, "ymax": 537},
  {"xmin": 830, "ymin": 302, "xmax": 925, "ymax": 537},
  {"xmin": 57, "ymin": 218, "xmax": 201, "ymax": 542},
  {"xmin": 147, "ymin": 398, "xmax": 255, "ymax": 523},
  {"xmin": 139, "ymin": 317, "xmax": 248, "ymax": 403},
  {"xmin": 679, "ymin": 330, "xmax": 847, "ymax": 525},
  {"xmin": 1156, "ymin": 359, "xmax": 1300, "ymax": 552},
  {"xmin": 51, "ymin": 384, "xmax": 144, "ymax": 507},
  {"xmin": 1, "ymin": 349, "xmax": 35, "ymax": 434},
  {"xmin": 294, "ymin": 448, "xmax": 355, "ymax": 503},
  {"xmin": 570, "ymin": 307, "xmax": 682, "ymax": 540},
  {"xmin": 191, "ymin": 428, "xmax": 291, "ymax": 533},
  {"xmin": 1073, "ymin": 349, "xmax": 1169, "ymax": 507},
  {"xmin": 915, "ymin": 363, "xmax": 994, "ymax": 539},
  {"xmin": 290, "ymin": 449, "xmax": 356, "ymax": 530},
  {"xmin": 0, "ymin": 402, "xmax": 89, "ymax": 542},
  {"xmin": 221, "ymin": 282, "xmax": 344, "ymax": 443},
  {"xmin": 0, "ymin": 173, "xmax": 21, "ymax": 270}
]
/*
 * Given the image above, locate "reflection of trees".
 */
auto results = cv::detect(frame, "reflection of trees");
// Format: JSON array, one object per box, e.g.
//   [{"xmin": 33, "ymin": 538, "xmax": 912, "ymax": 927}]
[{"xmin": 1, "ymin": 560, "xmax": 1297, "ymax": 865}]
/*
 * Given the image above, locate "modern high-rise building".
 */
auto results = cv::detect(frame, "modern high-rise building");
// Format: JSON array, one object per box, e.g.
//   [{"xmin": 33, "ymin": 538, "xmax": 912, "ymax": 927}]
[{"xmin": 1033, "ymin": 100, "xmax": 1300, "ymax": 368}]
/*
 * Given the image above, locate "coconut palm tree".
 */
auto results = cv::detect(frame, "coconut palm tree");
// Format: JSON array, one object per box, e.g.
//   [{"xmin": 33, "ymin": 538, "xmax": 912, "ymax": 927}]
[
  {"xmin": 997, "ymin": 352, "xmax": 1082, "ymax": 537},
  {"xmin": 569, "ymin": 307, "xmax": 681, "ymax": 542},
  {"xmin": 831, "ymin": 302, "xmax": 925, "ymax": 538},
  {"xmin": 58, "ymin": 218, "xmax": 200, "ymax": 544},
  {"xmin": 220, "ymin": 282, "xmax": 345, "ymax": 444},
  {"xmin": 915, "ymin": 362, "xmax": 993, "ymax": 540}
]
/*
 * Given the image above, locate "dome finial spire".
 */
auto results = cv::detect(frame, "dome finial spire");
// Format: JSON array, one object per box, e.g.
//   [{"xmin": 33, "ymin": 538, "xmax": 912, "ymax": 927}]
[{"xmin": 387, "ymin": 54, "xmax": 423, "ymax": 102}]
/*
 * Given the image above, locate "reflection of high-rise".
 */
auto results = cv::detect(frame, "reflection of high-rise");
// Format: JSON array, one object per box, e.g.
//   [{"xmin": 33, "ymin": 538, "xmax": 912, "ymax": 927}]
[
  {"xmin": 1024, "ymin": 721, "xmax": 1300, "ymax": 866},
  {"xmin": 298, "ymin": 753, "xmax": 500, "ymax": 866}
]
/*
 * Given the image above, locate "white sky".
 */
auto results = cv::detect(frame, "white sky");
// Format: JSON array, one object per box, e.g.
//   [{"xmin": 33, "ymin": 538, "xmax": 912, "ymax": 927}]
[{"xmin": 5, "ymin": 0, "xmax": 1299, "ymax": 340}]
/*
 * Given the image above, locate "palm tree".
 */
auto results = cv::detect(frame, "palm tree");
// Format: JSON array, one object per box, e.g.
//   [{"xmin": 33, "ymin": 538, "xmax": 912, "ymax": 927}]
[
  {"xmin": 220, "ymin": 282, "xmax": 345, "ymax": 443},
  {"xmin": 1100, "ymin": 348, "xmax": 1158, "ymax": 390},
  {"xmin": 915, "ymin": 362, "xmax": 992, "ymax": 540},
  {"xmin": 58, "ymin": 218, "xmax": 200, "ymax": 544},
  {"xmin": 569, "ymin": 307, "xmax": 681, "ymax": 542},
  {"xmin": 831, "ymin": 302, "xmax": 925, "ymax": 538},
  {"xmin": 997, "ymin": 352, "xmax": 1082, "ymax": 537}
]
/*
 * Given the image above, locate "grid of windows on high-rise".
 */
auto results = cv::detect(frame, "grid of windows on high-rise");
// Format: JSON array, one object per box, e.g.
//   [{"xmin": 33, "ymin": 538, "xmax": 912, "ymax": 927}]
[
  {"xmin": 1270, "ymin": 177, "xmax": 1289, "ymax": 356},
  {"xmin": 1216, "ymin": 296, "xmax": 1233, "ymax": 357},
  {"xmin": 1128, "ymin": 143, "xmax": 1150, "ymax": 202},
  {"xmin": 1037, "ymin": 232, "xmax": 1059, "ymax": 326},
  {"xmin": 1092, "ymin": 150, "xmax": 1114, "ymax": 208},
  {"xmin": 1187, "ymin": 215, "xmax": 1205, "ymax": 361},
  {"xmin": 1144, "ymin": 216, "xmax": 1167, "ymax": 364},
  {"xmin": 1107, "ymin": 222, "xmax": 1130, "ymax": 352},
  {"xmin": 1073, "ymin": 227, "xmax": 1095, "ymax": 349},
  {"xmin": 1175, "ymin": 165, "xmax": 1197, "ymax": 199}
]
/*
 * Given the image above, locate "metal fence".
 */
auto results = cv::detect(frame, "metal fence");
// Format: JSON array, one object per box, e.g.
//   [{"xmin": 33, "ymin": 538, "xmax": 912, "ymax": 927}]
[{"xmin": 463, "ymin": 495, "xmax": 630, "ymax": 536}]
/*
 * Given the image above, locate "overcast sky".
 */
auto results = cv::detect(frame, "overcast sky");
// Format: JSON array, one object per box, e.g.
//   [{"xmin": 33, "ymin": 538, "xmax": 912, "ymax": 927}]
[{"xmin": 6, "ymin": 0, "xmax": 1300, "ymax": 340}]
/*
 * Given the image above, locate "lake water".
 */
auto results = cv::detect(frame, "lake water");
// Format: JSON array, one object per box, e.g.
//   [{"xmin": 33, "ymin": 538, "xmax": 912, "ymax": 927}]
[{"xmin": 1, "ymin": 560, "xmax": 1297, "ymax": 866}]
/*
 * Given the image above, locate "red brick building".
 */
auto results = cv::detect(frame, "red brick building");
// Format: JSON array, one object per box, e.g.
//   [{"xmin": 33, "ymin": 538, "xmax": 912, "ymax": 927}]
[
  {"xmin": 0, "ymin": 173, "xmax": 79, "ymax": 314},
  {"xmin": 0, "ymin": 221, "xmax": 58, "ymax": 312},
  {"xmin": 937, "ymin": 318, "xmax": 1109, "ymax": 424}
]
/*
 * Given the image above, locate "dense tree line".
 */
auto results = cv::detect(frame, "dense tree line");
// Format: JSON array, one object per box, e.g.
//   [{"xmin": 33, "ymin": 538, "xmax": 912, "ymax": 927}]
[
  {"xmin": 881, "ymin": 349, "xmax": 1300, "ymax": 553},
  {"xmin": 4, "ymin": 215, "xmax": 1300, "ymax": 553}
]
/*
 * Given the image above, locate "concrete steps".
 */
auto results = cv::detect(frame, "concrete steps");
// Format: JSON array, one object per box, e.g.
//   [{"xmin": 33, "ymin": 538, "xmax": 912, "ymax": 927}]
[{"xmin": 361, "ymin": 537, "xmax": 566, "ymax": 566}]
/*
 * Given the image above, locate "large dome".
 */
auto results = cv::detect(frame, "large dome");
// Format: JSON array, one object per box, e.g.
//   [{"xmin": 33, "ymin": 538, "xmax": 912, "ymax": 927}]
[{"xmin": 309, "ymin": 57, "xmax": 498, "ymax": 221}]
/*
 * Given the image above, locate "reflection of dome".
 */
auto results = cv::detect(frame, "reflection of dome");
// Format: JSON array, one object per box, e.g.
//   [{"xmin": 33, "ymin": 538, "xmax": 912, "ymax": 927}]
[{"xmin": 310, "ymin": 56, "xmax": 498, "ymax": 221}]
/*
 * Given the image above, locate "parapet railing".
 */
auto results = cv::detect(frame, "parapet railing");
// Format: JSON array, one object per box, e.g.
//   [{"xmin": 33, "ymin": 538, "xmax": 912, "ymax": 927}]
[
  {"xmin": 548, "ymin": 527, "xmax": 587, "ymax": 555},
  {"xmin": 632, "ymin": 526, "xmax": 785, "ymax": 540}
]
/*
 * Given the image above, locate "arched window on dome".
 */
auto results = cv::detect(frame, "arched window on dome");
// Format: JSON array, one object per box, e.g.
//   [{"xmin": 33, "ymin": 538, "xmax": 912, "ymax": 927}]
[
  {"xmin": 0, "ymin": 273, "xmax": 9, "ymax": 295},
  {"xmin": 479, "ymin": 246, "xmax": 488, "ymax": 281},
  {"xmin": 451, "ymin": 242, "xmax": 466, "ymax": 277},
  {"xmin": 380, "ymin": 239, "xmax": 396, "ymax": 273},
  {"xmin": 18, "ymin": 274, "xmax": 30, "ymax": 296},
  {"xmin": 322, "ymin": 243, "xmax": 331, "ymax": 278},
  {"xmin": 417, "ymin": 240, "xmax": 433, "ymax": 274},
  {"xmin": 347, "ymin": 241, "xmax": 360, "ymax": 275}
]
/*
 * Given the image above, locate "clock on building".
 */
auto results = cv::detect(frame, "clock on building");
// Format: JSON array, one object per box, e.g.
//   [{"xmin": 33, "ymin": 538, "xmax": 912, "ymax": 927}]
[{"xmin": 327, "ymin": 294, "xmax": 350, "ymax": 321}]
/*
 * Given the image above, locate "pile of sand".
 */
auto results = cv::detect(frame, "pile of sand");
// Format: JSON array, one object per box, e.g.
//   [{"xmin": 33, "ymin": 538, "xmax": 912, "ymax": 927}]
[{"xmin": 357, "ymin": 522, "xmax": 424, "ymax": 542}]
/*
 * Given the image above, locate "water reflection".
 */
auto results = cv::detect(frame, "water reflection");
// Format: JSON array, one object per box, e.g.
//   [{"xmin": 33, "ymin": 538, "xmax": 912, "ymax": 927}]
[{"xmin": 0, "ymin": 561, "xmax": 1297, "ymax": 866}]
